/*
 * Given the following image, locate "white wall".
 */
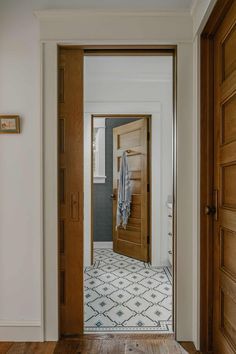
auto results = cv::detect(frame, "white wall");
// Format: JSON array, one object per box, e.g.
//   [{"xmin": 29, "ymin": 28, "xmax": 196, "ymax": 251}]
[
  {"xmin": 0, "ymin": 0, "xmax": 43, "ymax": 340},
  {"xmin": 83, "ymin": 56, "xmax": 173, "ymax": 268}
]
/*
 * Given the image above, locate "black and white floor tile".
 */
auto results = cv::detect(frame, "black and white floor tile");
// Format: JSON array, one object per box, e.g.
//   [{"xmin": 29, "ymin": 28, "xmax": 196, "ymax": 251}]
[{"xmin": 84, "ymin": 249, "xmax": 172, "ymax": 333}]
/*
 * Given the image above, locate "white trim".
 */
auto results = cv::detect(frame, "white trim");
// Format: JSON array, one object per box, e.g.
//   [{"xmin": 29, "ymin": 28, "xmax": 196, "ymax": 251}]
[
  {"xmin": 83, "ymin": 100, "xmax": 164, "ymax": 268},
  {"xmin": 0, "ymin": 321, "xmax": 41, "ymax": 327},
  {"xmin": 0, "ymin": 325, "xmax": 43, "ymax": 342},
  {"xmin": 36, "ymin": 12, "xmax": 193, "ymax": 43},
  {"xmin": 192, "ymin": 0, "xmax": 217, "ymax": 37},
  {"xmin": 93, "ymin": 118, "xmax": 106, "ymax": 181},
  {"xmin": 190, "ymin": 0, "xmax": 198, "ymax": 16},
  {"xmin": 39, "ymin": 34, "xmax": 44, "ymax": 343},
  {"xmin": 94, "ymin": 176, "xmax": 106, "ymax": 183},
  {"xmin": 34, "ymin": 9, "xmax": 191, "ymax": 20},
  {"xmin": 43, "ymin": 42, "xmax": 59, "ymax": 341},
  {"xmin": 43, "ymin": 40, "xmax": 192, "ymax": 344},
  {"xmin": 94, "ymin": 242, "xmax": 113, "ymax": 249},
  {"xmin": 85, "ymin": 101, "xmax": 161, "ymax": 114},
  {"xmin": 93, "ymin": 117, "xmax": 106, "ymax": 128}
]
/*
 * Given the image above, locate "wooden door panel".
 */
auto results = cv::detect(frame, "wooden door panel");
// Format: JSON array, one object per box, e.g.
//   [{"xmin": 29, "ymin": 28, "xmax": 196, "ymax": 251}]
[
  {"xmin": 222, "ymin": 94, "xmax": 236, "ymax": 144},
  {"xmin": 130, "ymin": 180, "xmax": 141, "ymax": 194},
  {"xmin": 220, "ymin": 228, "xmax": 236, "ymax": 278},
  {"xmin": 213, "ymin": 2, "xmax": 236, "ymax": 353},
  {"xmin": 113, "ymin": 119, "xmax": 149, "ymax": 262},
  {"xmin": 220, "ymin": 141, "xmax": 236, "ymax": 164},
  {"xmin": 222, "ymin": 23, "xmax": 236, "ymax": 80},
  {"xmin": 221, "ymin": 164, "xmax": 236, "ymax": 208},
  {"xmin": 118, "ymin": 130, "xmax": 142, "ymax": 149},
  {"xmin": 58, "ymin": 48, "xmax": 84, "ymax": 335},
  {"xmin": 130, "ymin": 204, "xmax": 141, "ymax": 219},
  {"xmin": 220, "ymin": 287, "xmax": 236, "ymax": 349},
  {"xmin": 118, "ymin": 229, "xmax": 141, "ymax": 244}
]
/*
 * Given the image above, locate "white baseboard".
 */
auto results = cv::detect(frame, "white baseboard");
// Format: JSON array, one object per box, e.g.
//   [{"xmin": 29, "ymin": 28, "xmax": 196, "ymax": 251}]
[
  {"xmin": 94, "ymin": 242, "xmax": 113, "ymax": 249},
  {"xmin": 0, "ymin": 321, "xmax": 43, "ymax": 341}
]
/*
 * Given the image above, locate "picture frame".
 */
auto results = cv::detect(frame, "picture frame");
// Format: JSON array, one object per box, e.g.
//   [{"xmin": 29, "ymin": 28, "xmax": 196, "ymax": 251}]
[{"xmin": 0, "ymin": 115, "xmax": 20, "ymax": 134}]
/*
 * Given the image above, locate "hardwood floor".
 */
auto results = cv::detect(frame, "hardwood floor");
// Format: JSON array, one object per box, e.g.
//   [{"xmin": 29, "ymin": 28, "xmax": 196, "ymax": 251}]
[{"xmin": 0, "ymin": 337, "xmax": 199, "ymax": 353}]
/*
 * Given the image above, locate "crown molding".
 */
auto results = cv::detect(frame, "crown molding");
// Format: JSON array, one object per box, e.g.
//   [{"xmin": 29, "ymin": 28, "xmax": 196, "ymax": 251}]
[
  {"xmin": 190, "ymin": 0, "xmax": 198, "ymax": 16},
  {"xmin": 34, "ymin": 9, "xmax": 191, "ymax": 20}
]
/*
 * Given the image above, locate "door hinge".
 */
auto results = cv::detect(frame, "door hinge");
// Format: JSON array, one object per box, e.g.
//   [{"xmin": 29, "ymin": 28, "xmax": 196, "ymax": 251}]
[
  {"xmin": 147, "ymin": 184, "xmax": 150, "ymax": 192},
  {"xmin": 147, "ymin": 235, "xmax": 150, "ymax": 244},
  {"xmin": 147, "ymin": 131, "xmax": 150, "ymax": 141}
]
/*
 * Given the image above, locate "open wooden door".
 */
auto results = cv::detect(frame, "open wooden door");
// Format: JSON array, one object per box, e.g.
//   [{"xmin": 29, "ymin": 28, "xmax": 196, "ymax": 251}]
[
  {"xmin": 213, "ymin": 2, "xmax": 236, "ymax": 353},
  {"xmin": 113, "ymin": 119, "xmax": 149, "ymax": 262},
  {"xmin": 58, "ymin": 48, "xmax": 84, "ymax": 335}
]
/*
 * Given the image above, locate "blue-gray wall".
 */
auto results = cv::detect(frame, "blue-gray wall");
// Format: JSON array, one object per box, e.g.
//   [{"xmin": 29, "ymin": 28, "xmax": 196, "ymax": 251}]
[{"xmin": 93, "ymin": 118, "xmax": 139, "ymax": 242}]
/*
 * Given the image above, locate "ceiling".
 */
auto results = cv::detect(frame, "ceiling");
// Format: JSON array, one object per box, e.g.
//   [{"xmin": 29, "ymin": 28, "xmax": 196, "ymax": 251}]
[{"xmin": 33, "ymin": 0, "xmax": 196, "ymax": 13}]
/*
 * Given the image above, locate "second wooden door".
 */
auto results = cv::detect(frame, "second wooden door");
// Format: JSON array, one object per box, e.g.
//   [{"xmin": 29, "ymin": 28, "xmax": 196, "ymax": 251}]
[
  {"xmin": 112, "ymin": 119, "xmax": 149, "ymax": 262},
  {"xmin": 213, "ymin": 2, "xmax": 236, "ymax": 353}
]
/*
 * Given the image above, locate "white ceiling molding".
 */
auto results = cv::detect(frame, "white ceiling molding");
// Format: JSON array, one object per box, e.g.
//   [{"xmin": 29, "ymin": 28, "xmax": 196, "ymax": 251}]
[
  {"xmin": 34, "ymin": 9, "xmax": 191, "ymax": 19},
  {"xmin": 34, "ymin": 9, "xmax": 193, "ymax": 42},
  {"xmin": 190, "ymin": 0, "xmax": 198, "ymax": 16},
  {"xmin": 35, "ymin": 0, "xmax": 218, "ymax": 42},
  {"xmin": 191, "ymin": 0, "xmax": 217, "ymax": 37}
]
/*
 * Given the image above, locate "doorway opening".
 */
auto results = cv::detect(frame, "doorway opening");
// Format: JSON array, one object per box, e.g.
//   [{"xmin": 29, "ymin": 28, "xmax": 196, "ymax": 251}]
[
  {"xmin": 85, "ymin": 114, "xmax": 173, "ymax": 333},
  {"xmin": 58, "ymin": 48, "xmax": 176, "ymax": 336}
]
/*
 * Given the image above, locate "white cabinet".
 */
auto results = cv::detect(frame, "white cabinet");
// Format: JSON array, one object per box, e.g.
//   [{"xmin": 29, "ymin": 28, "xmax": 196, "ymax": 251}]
[{"xmin": 167, "ymin": 201, "xmax": 173, "ymax": 266}]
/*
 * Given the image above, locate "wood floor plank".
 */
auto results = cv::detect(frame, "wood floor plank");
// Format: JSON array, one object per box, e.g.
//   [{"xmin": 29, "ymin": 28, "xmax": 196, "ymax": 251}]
[
  {"xmin": 6, "ymin": 343, "xmax": 27, "ymax": 354},
  {"xmin": 0, "ymin": 342, "xmax": 13, "ymax": 354},
  {"xmin": 6, "ymin": 342, "xmax": 56, "ymax": 354},
  {"xmin": 100, "ymin": 340, "xmax": 126, "ymax": 354},
  {"xmin": 125, "ymin": 340, "xmax": 162, "ymax": 354},
  {"xmin": 125, "ymin": 339, "xmax": 190, "ymax": 354},
  {"xmin": 0, "ymin": 339, "xmax": 198, "ymax": 354},
  {"xmin": 54, "ymin": 341, "xmax": 81, "ymax": 354}
]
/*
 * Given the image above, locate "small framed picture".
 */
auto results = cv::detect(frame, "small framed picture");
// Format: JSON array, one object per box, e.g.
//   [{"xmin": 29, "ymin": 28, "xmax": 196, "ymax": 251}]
[{"xmin": 0, "ymin": 115, "xmax": 20, "ymax": 134}]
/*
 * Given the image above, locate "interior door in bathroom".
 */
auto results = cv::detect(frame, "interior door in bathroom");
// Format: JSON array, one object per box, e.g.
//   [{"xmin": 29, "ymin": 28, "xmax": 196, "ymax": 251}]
[{"xmin": 113, "ymin": 118, "xmax": 149, "ymax": 262}]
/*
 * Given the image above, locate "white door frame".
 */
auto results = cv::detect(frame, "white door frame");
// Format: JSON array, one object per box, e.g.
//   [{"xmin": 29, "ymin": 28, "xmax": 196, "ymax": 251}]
[
  {"xmin": 42, "ymin": 41, "xmax": 194, "ymax": 343},
  {"xmin": 36, "ymin": 3, "xmax": 219, "ymax": 347},
  {"xmin": 37, "ymin": 8, "xmax": 198, "ymax": 345}
]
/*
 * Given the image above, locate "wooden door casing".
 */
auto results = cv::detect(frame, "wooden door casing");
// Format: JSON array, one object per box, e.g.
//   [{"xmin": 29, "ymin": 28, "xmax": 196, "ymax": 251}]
[
  {"xmin": 213, "ymin": 2, "xmax": 236, "ymax": 353},
  {"xmin": 58, "ymin": 48, "xmax": 84, "ymax": 335},
  {"xmin": 112, "ymin": 119, "xmax": 149, "ymax": 262}
]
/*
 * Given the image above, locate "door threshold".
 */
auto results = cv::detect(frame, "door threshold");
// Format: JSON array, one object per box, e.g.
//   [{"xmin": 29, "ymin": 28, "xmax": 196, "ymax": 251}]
[
  {"xmin": 62, "ymin": 332, "xmax": 175, "ymax": 340},
  {"xmin": 84, "ymin": 330, "xmax": 174, "ymax": 334}
]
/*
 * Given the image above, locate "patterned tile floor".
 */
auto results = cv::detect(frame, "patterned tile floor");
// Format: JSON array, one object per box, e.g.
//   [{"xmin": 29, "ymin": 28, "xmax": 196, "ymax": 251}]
[{"xmin": 84, "ymin": 249, "xmax": 173, "ymax": 333}]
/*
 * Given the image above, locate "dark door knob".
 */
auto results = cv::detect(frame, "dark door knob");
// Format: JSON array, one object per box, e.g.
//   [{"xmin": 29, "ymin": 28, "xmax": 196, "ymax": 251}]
[{"xmin": 205, "ymin": 205, "xmax": 216, "ymax": 215}]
